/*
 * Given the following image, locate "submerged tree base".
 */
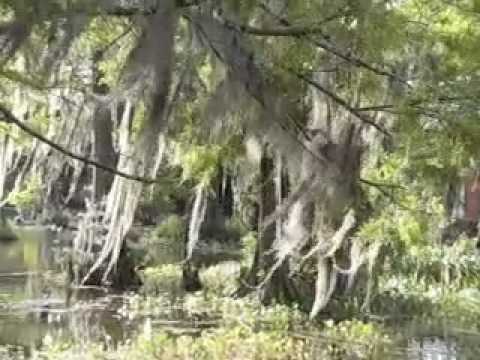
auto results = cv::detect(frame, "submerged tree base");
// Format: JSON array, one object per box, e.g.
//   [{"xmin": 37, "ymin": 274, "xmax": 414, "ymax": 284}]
[
  {"xmin": 70, "ymin": 243, "xmax": 142, "ymax": 291},
  {"xmin": 0, "ymin": 226, "xmax": 17, "ymax": 243}
]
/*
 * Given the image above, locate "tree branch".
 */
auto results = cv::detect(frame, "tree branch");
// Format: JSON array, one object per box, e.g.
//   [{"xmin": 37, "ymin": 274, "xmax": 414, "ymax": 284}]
[
  {"xmin": 294, "ymin": 71, "xmax": 392, "ymax": 137},
  {"xmin": 254, "ymin": 1, "xmax": 408, "ymax": 86},
  {"xmin": 221, "ymin": 12, "xmax": 345, "ymax": 37},
  {"xmin": 0, "ymin": 104, "xmax": 157, "ymax": 184},
  {"xmin": 99, "ymin": 0, "xmax": 203, "ymax": 16},
  {"xmin": 355, "ymin": 105, "xmax": 395, "ymax": 112},
  {"xmin": 359, "ymin": 178, "xmax": 406, "ymax": 190}
]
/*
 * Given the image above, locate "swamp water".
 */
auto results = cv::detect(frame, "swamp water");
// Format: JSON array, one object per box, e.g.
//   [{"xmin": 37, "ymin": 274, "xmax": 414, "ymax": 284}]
[
  {"xmin": 0, "ymin": 226, "xmax": 140, "ymax": 357},
  {"xmin": 0, "ymin": 226, "xmax": 478, "ymax": 359}
]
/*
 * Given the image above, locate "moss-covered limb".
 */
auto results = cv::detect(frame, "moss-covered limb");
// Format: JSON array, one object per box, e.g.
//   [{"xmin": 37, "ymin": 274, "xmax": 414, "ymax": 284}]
[{"xmin": 0, "ymin": 104, "xmax": 159, "ymax": 184}]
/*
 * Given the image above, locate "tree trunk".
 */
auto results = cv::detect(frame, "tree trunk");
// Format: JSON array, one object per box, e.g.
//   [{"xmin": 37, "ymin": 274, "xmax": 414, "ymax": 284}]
[
  {"xmin": 238, "ymin": 147, "xmax": 299, "ymax": 304},
  {"xmin": 182, "ymin": 196, "xmax": 203, "ymax": 292},
  {"xmin": 307, "ymin": 70, "xmax": 363, "ymax": 317},
  {"xmin": 92, "ymin": 55, "xmax": 116, "ymax": 201}
]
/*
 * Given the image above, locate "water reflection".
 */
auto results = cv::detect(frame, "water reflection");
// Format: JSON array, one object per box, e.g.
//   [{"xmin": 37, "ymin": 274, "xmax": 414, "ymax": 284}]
[
  {"xmin": 407, "ymin": 338, "xmax": 457, "ymax": 360},
  {"xmin": 0, "ymin": 226, "xmax": 132, "ymax": 355},
  {"xmin": 391, "ymin": 318, "xmax": 480, "ymax": 360}
]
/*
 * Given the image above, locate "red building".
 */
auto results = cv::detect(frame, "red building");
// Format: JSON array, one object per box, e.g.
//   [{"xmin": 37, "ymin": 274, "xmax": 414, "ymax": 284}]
[{"xmin": 465, "ymin": 176, "xmax": 480, "ymax": 222}]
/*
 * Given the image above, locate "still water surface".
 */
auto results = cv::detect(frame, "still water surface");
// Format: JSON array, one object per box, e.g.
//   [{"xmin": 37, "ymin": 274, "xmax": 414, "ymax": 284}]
[{"xmin": 0, "ymin": 226, "xmax": 145, "ymax": 356}]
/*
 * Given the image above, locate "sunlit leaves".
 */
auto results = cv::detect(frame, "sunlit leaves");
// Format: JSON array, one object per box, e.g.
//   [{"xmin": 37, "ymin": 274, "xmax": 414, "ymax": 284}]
[
  {"xmin": 401, "ymin": 0, "xmax": 480, "ymax": 75},
  {"xmin": 175, "ymin": 143, "xmax": 222, "ymax": 185},
  {"xmin": 6, "ymin": 175, "xmax": 41, "ymax": 210},
  {"xmin": 77, "ymin": 17, "xmax": 134, "ymax": 87}
]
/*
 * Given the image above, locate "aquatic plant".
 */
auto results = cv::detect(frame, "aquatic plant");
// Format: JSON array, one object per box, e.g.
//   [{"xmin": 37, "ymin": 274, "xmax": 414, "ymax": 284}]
[{"xmin": 140, "ymin": 264, "xmax": 183, "ymax": 298}]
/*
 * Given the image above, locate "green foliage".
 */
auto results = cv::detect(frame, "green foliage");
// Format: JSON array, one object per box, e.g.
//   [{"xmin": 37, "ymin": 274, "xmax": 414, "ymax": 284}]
[
  {"xmin": 406, "ymin": 239, "xmax": 480, "ymax": 287},
  {"xmin": 439, "ymin": 288, "xmax": 480, "ymax": 327},
  {"xmin": 359, "ymin": 135, "xmax": 480, "ymax": 317},
  {"xmin": 37, "ymin": 292, "xmax": 403, "ymax": 360},
  {"xmin": 74, "ymin": 17, "xmax": 134, "ymax": 87},
  {"xmin": 320, "ymin": 319, "xmax": 392, "ymax": 359},
  {"xmin": 153, "ymin": 215, "xmax": 185, "ymax": 243},
  {"xmin": 358, "ymin": 190, "xmax": 444, "ymax": 249},
  {"xmin": 140, "ymin": 264, "xmax": 183, "ymax": 297},
  {"xmin": 86, "ymin": 294, "xmax": 311, "ymax": 359},
  {"xmin": 175, "ymin": 143, "xmax": 222, "ymax": 184},
  {"xmin": 7, "ymin": 175, "xmax": 41, "ymax": 211},
  {"xmin": 173, "ymin": 121, "xmax": 243, "ymax": 186},
  {"xmin": 0, "ymin": 345, "xmax": 27, "ymax": 360},
  {"xmin": 199, "ymin": 261, "xmax": 240, "ymax": 297},
  {"xmin": 37, "ymin": 340, "xmax": 107, "ymax": 360},
  {"xmin": 221, "ymin": 216, "xmax": 249, "ymax": 243},
  {"xmin": 131, "ymin": 101, "xmax": 147, "ymax": 136},
  {"xmin": 240, "ymin": 231, "xmax": 257, "ymax": 267},
  {"xmin": 117, "ymin": 324, "xmax": 309, "ymax": 360},
  {"xmin": 141, "ymin": 216, "xmax": 186, "ymax": 266}
]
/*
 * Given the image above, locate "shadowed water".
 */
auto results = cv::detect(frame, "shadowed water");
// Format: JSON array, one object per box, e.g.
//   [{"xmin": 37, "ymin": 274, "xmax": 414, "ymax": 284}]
[{"xmin": 0, "ymin": 226, "xmax": 147, "ymax": 357}]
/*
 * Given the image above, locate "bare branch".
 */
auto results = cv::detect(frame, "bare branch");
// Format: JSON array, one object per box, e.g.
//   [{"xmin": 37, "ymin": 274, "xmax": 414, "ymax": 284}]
[
  {"xmin": 221, "ymin": 12, "xmax": 345, "ymax": 37},
  {"xmin": 99, "ymin": 0, "xmax": 203, "ymax": 16},
  {"xmin": 294, "ymin": 71, "xmax": 391, "ymax": 137}
]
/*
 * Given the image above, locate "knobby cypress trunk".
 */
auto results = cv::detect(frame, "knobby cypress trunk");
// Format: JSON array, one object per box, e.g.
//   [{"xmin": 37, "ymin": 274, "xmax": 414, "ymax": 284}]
[
  {"xmin": 78, "ymin": 0, "xmax": 179, "ymax": 286},
  {"xmin": 238, "ymin": 147, "xmax": 299, "ymax": 305},
  {"xmin": 182, "ymin": 195, "xmax": 203, "ymax": 292},
  {"xmin": 307, "ymin": 71, "xmax": 363, "ymax": 318},
  {"xmin": 260, "ymin": 150, "xmax": 299, "ymax": 304}
]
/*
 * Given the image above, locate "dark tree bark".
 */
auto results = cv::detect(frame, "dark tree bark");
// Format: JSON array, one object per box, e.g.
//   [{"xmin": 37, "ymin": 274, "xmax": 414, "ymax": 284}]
[
  {"xmin": 92, "ymin": 55, "xmax": 116, "ymax": 200},
  {"xmin": 237, "ymin": 147, "xmax": 299, "ymax": 305},
  {"xmin": 182, "ymin": 197, "xmax": 202, "ymax": 292}
]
